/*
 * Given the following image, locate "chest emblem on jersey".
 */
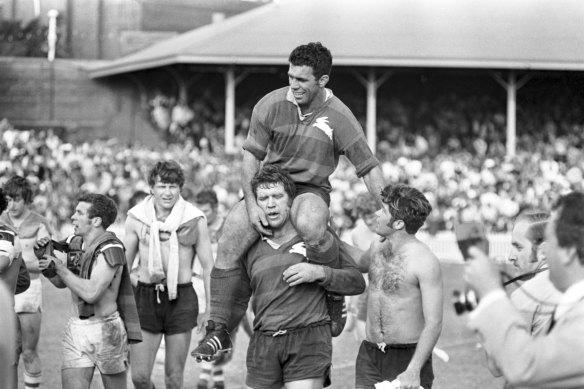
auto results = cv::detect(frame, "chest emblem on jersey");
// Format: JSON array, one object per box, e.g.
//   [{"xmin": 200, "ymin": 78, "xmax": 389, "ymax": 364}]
[
  {"xmin": 289, "ymin": 242, "xmax": 306, "ymax": 258},
  {"xmin": 313, "ymin": 117, "xmax": 334, "ymax": 140}
]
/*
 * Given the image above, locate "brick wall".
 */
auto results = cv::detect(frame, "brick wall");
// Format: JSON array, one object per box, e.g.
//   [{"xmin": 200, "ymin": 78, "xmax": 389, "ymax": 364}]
[{"xmin": 0, "ymin": 57, "xmax": 160, "ymax": 145}]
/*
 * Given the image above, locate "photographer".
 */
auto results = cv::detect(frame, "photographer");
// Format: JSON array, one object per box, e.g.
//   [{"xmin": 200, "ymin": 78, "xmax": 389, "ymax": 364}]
[{"xmin": 464, "ymin": 192, "xmax": 584, "ymax": 388}]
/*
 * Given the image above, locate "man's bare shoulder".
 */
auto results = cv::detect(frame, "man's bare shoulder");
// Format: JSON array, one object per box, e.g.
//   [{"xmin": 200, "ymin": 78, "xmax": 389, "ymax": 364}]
[{"xmin": 403, "ymin": 239, "xmax": 441, "ymax": 277}]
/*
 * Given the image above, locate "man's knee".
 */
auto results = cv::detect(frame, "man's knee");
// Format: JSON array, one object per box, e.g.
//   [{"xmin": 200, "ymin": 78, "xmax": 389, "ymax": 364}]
[
  {"xmin": 164, "ymin": 368, "xmax": 184, "ymax": 389},
  {"xmin": 21, "ymin": 348, "xmax": 37, "ymax": 365},
  {"xmin": 132, "ymin": 372, "xmax": 153, "ymax": 389}
]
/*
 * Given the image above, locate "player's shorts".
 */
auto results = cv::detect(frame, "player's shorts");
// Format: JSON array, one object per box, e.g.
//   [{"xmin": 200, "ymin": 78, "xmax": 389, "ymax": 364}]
[
  {"xmin": 61, "ymin": 311, "xmax": 128, "ymax": 375},
  {"xmin": 136, "ymin": 281, "xmax": 198, "ymax": 335},
  {"xmin": 246, "ymin": 322, "xmax": 332, "ymax": 389},
  {"xmin": 295, "ymin": 183, "xmax": 330, "ymax": 206},
  {"xmin": 355, "ymin": 340, "xmax": 434, "ymax": 389},
  {"xmin": 14, "ymin": 278, "xmax": 42, "ymax": 313}
]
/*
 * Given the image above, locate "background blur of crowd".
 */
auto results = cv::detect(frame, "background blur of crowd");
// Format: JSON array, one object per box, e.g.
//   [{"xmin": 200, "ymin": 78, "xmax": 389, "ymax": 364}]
[{"xmin": 2, "ymin": 76, "xmax": 583, "ymax": 239}]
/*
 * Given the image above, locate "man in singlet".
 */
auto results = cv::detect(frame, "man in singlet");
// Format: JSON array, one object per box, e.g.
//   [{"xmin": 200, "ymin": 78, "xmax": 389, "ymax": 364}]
[
  {"xmin": 355, "ymin": 184, "xmax": 443, "ymax": 389},
  {"xmin": 1, "ymin": 175, "xmax": 52, "ymax": 389},
  {"xmin": 37, "ymin": 193, "xmax": 141, "ymax": 389}
]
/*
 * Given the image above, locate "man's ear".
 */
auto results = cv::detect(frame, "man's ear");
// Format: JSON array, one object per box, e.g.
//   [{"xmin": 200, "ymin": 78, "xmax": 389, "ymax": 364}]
[
  {"xmin": 92, "ymin": 217, "xmax": 103, "ymax": 228},
  {"xmin": 319, "ymin": 75, "xmax": 329, "ymax": 88},
  {"xmin": 392, "ymin": 219, "xmax": 405, "ymax": 231}
]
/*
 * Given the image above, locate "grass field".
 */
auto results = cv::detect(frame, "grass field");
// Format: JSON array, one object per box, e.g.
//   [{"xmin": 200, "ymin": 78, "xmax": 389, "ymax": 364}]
[{"xmin": 18, "ymin": 262, "xmax": 504, "ymax": 388}]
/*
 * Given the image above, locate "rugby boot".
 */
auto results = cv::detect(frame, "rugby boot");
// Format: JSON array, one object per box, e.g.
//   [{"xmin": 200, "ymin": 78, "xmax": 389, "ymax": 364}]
[
  {"xmin": 327, "ymin": 293, "xmax": 348, "ymax": 337},
  {"xmin": 191, "ymin": 320, "xmax": 232, "ymax": 362}
]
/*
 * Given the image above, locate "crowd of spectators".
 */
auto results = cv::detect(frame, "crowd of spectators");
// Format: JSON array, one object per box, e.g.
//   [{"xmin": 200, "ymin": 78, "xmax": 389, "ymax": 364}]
[{"xmin": 1, "ymin": 79, "xmax": 583, "ymax": 238}]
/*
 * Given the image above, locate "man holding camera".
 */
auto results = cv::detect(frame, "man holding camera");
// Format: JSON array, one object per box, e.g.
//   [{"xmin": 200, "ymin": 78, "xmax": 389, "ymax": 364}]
[
  {"xmin": 354, "ymin": 184, "xmax": 443, "ymax": 389},
  {"xmin": 37, "ymin": 193, "xmax": 141, "ymax": 389},
  {"xmin": 465, "ymin": 192, "xmax": 584, "ymax": 388}
]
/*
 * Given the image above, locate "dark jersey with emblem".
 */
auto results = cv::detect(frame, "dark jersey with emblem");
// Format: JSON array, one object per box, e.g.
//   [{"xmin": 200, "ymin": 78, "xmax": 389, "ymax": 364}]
[
  {"xmin": 243, "ymin": 87, "xmax": 379, "ymax": 193},
  {"xmin": 242, "ymin": 235, "xmax": 329, "ymax": 332}
]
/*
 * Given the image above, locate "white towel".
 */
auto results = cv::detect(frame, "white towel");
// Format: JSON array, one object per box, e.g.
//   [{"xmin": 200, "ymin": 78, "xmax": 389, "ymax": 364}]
[{"xmin": 128, "ymin": 195, "xmax": 204, "ymax": 300}]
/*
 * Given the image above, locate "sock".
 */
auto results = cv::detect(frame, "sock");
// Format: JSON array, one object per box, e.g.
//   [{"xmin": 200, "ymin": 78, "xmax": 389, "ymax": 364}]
[
  {"xmin": 199, "ymin": 361, "xmax": 212, "ymax": 382},
  {"xmin": 209, "ymin": 267, "xmax": 243, "ymax": 326},
  {"xmin": 305, "ymin": 232, "xmax": 340, "ymax": 267},
  {"xmin": 213, "ymin": 366, "xmax": 225, "ymax": 389},
  {"xmin": 24, "ymin": 371, "xmax": 41, "ymax": 389}
]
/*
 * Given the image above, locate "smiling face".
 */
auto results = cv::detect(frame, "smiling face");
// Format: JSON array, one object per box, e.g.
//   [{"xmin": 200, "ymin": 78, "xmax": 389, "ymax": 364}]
[
  {"xmin": 288, "ymin": 64, "xmax": 327, "ymax": 110},
  {"xmin": 6, "ymin": 195, "xmax": 27, "ymax": 219},
  {"xmin": 151, "ymin": 176, "xmax": 181, "ymax": 212},
  {"xmin": 255, "ymin": 183, "xmax": 291, "ymax": 231}
]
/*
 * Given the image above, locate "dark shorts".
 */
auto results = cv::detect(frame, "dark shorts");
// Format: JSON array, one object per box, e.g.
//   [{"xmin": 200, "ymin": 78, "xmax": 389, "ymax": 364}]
[
  {"xmin": 246, "ymin": 323, "xmax": 332, "ymax": 389},
  {"xmin": 135, "ymin": 282, "xmax": 198, "ymax": 335},
  {"xmin": 355, "ymin": 340, "xmax": 434, "ymax": 389},
  {"xmin": 295, "ymin": 183, "xmax": 330, "ymax": 207}
]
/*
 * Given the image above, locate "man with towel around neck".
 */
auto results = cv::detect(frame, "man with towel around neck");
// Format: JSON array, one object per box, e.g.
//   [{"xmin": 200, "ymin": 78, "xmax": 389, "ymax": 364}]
[{"xmin": 125, "ymin": 160, "xmax": 214, "ymax": 389}]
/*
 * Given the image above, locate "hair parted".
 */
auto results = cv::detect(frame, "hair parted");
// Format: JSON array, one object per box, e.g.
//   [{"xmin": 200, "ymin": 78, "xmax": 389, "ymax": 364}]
[
  {"xmin": 552, "ymin": 192, "xmax": 584, "ymax": 264},
  {"xmin": 148, "ymin": 160, "xmax": 185, "ymax": 188},
  {"xmin": 288, "ymin": 41, "xmax": 332, "ymax": 79},
  {"xmin": 381, "ymin": 184, "xmax": 432, "ymax": 234},
  {"xmin": 3, "ymin": 175, "xmax": 34, "ymax": 204},
  {"xmin": 251, "ymin": 164, "xmax": 296, "ymax": 200},
  {"xmin": 78, "ymin": 193, "xmax": 118, "ymax": 230}
]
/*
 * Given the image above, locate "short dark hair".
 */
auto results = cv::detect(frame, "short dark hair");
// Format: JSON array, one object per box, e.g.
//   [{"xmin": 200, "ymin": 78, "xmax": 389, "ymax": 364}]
[
  {"xmin": 3, "ymin": 176, "xmax": 33, "ymax": 204},
  {"xmin": 251, "ymin": 165, "xmax": 296, "ymax": 201},
  {"xmin": 148, "ymin": 160, "xmax": 185, "ymax": 188},
  {"xmin": 516, "ymin": 210, "xmax": 549, "ymax": 247},
  {"xmin": 195, "ymin": 189, "xmax": 218, "ymax": 208},
  {"xmin": 552, "ymin": 192, "xmax": 584, "ymax": 264},
  {"xmin": 0, "ymin": 188, "xmax": 7, "ymax": 214},
  {"xmin": 288, "ymin": 42, "xmax": 332, "ymax": 79},
  {"xmin": 381, "ymin": 184, "xmax": 432, "ymax": 234},
  {"xmin": 77, "ymin": 193, "xmax": 118, "ymax": 230},
  {"xmin": 128, "ymin": 190, "xmax": 148, "ymax": 209}
]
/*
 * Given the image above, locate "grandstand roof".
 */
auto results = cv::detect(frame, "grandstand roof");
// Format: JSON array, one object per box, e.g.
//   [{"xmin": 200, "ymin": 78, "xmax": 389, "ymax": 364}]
[{"xmin": 87, "ymin": 0, "xmax": 584, "ymax": 78}]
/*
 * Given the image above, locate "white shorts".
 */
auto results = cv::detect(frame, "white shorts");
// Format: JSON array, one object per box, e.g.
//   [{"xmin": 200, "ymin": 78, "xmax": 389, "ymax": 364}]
[
  {"xmin": 61, "ymin": 311, "xmax": 128, "ymax": 374},
  {"xmin": 14, "ymin": 278, "xmax": 42, "ymax": 313}
]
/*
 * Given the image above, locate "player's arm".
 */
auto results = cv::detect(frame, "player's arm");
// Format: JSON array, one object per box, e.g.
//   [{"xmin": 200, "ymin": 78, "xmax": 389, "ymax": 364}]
[
  {"xmin": 194, "ymin": 217, "xmax": 214, "ymax": 329},
  {"xmin": 242, "ymin": 150, "xmax": 271, "ymax": 235},
  {"xmin": 362, "ymin": 165, "xmax": 386, "ymax": 211},
  {"xmin": 51, "ymin": 252, "xmax": 119, "ymax": 303},
  {"xmin": 397, "ymin": 253, "xmax": 444, "ymax": 389},
  {"xmin": 123, "ymin": 216, "xmax": 140, "ymax": 284},
  {"xmin": 0, "ymin": 237, "xmax": 16, "ymax": 273}
]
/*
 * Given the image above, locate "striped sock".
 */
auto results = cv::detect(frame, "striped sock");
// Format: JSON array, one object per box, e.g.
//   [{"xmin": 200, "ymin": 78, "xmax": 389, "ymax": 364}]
[
  {"xmin": 213, "ymin": 367, "xmax": 224, "ymax": 389},
  {"xmin": 24, "ymin": 371, "xmax": 41, "ymax": 389},
  {"xmin": 197, "ymin": 362, "xmax": 213, "ymax": 389}
]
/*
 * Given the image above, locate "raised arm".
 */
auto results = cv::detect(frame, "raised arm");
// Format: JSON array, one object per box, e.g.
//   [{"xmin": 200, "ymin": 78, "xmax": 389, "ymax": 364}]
[{"xmin": 362, "ymin": 165, "xmax": 386, "ymax": 211}]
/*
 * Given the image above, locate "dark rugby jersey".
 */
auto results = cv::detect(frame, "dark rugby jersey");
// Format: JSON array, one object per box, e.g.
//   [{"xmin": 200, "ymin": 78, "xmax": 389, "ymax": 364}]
[
  {"xmin": 243, "ymin": 235, "xmax": 329, "ymax": 332},
  {"xmin": 243, "ymin": 87, "xmax": 379, "ymax": 193}
]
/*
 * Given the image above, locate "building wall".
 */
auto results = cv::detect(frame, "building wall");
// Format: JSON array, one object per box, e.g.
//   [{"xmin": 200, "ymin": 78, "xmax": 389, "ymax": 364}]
[{"xmin": 0, "ymin": 57, "xmax": 160, "ymax": 146}]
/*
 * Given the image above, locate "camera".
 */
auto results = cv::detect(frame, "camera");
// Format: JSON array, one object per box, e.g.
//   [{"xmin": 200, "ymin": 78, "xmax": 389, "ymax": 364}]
[
  {"xmin": 452, "ymin": 221, "xmax": 489, "ymax": 315},
  {"xmin": 452, "ymin": 289, "xmax": 479, "ymax": 315},
  {"xmin": 34, "ymin": 240, "xmax": 58, "ymax": 278}
]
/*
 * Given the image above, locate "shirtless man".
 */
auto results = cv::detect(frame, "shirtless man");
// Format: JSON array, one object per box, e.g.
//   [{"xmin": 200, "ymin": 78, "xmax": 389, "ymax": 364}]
[
  {"xmin": 1, "ymin": 176, "xmax": 52, "ymax": 389},
  {"xmin": 0, "ymin": 187, "xmax": 23, "ymax": 389},
  {"xmin": 124, "ymin": 160, "xmax": 214, "ymax": 389},
  {"xmin": 355, "ymin": 184, "xmax": 443, "ymax": 389},
  {"xmin": 37, "ymin": 193, "xmax": 141, "ymax": 389}
]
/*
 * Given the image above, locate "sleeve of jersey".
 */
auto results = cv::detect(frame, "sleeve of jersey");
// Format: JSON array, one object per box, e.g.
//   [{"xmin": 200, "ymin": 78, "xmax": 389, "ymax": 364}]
[
  {"xmin": 334, "ymin": 111, "xmax": 379, "ymax": 177},
  {"xmin": 0, "ymin": 229, "xmax": 16, "ymax": 261},
  {"xmin": 99, "ymin": 243, "xmax": 126, "ymax": 268},
  {"xmin": 241, "ymin": 106, "xmax": 270, "ymax": 161}
]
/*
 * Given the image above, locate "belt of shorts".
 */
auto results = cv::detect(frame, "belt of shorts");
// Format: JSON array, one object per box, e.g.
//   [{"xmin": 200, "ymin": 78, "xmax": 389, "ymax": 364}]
[
  {"xmin": 259, "ymin": 319, "xmax": 329, "ymax": 337},
  {"xmin": 364, "ymin": 339, "xmax": 418, "ymax": 349},
  {"xmin": 137, "ymin": 281, "xmax": 193, "ymax": 288}
]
